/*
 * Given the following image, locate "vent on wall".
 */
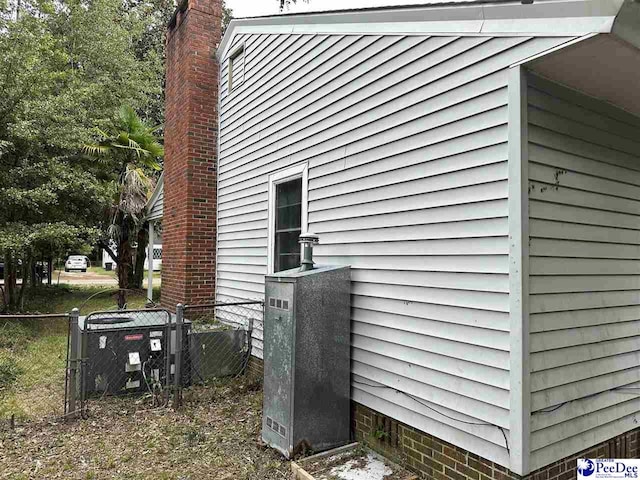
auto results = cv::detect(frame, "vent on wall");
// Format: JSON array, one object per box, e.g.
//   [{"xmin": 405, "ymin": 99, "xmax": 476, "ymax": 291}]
[
  {"xmin": 268, "ymin": 297, "xmax": 289, "ymax": 311},
  {"xmin": 266, "ymin": 416, "xmax": 287, "ymax": 438}
]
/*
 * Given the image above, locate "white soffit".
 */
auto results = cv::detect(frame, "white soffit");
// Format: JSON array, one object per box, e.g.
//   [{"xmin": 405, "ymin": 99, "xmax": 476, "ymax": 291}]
[
  {"xmin": 218, "ymin": 0, "xmax": 625, "ymax": 59},
  {"xmin": 528, "ymin": 34, "xmax": 640, "ymax": 118}
]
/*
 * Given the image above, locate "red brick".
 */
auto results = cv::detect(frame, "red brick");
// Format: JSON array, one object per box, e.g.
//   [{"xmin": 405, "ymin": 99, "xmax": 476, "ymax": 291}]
[{"xmin": 161, "ymin": 0, "xmax": 221, "ymax": 308}]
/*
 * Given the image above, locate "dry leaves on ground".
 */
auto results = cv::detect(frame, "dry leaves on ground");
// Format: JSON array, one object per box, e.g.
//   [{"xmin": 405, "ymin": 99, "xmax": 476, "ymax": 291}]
[{"xmin": 0, "ymin": 379, "xmax": 291, "ymax": 480}]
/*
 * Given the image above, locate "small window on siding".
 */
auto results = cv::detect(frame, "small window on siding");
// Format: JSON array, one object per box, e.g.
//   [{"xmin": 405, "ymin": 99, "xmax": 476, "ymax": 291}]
[
  {"xmin": 274, "ymin": 178, "xmax": 303, "ymax": 272},
  {"xmin": 268, "ymin": 163, "xmax": 308, "ymax": 274},
  {"xmin": 228, "ymin": 44, "xmax": 245, "ymax": 92}
]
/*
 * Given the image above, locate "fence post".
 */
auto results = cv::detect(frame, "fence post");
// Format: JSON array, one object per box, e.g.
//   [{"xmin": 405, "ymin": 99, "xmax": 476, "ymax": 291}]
[
  {"xmin": 67, "ymin": 308, "xmax": 80, "ymax": 418},
  {"xmin": 173, "ymin": 303, "xmax": 184, "ymax": 409}
]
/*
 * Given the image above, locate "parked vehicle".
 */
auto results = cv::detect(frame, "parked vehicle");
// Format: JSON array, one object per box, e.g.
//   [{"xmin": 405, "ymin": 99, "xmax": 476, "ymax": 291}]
[{"xmin": 65, "ymin": 255, "xmax": 90, "ymax": 272}]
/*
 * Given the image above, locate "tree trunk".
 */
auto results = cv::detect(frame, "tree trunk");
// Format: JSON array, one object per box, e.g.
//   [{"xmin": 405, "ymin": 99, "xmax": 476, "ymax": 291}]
[
  {"xmin": 116, "ymin": 213, "xmax": 133, "ymax": 309},
  {"xmin": 131, "ymin": 222, "xmax": 149, "ymax": 290},
  {"xmin": 17, "ymin": 255, "xmax": 31, "ymax": 312},
  {"xmin": 30, "ymin": 261, "xmax": 37, "ymax": 288},
  {"xmin": 47, "ymin": 256, "xmax": 53, "ymax": 286},
  {"xmin": 4, "ymin": 251, "xmax": 17, "ymax": 312}
]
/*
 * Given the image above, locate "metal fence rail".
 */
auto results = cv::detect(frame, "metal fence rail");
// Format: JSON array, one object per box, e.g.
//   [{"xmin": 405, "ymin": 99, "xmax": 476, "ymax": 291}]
[{"xmin": 0, "ymin": 313, "xmax": 70, "ymax": 429}]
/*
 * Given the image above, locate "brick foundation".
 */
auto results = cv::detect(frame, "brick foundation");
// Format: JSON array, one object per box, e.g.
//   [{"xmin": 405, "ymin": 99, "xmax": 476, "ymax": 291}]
[
  {"xmin": 248, "ymin": 358, "xmax": 639, "ymax": 478},
  {"xmin": 354, "ymin": 403, "xmax": 640, "ymax": 480},
  {"xmin": 161, "ymin": 0, "xmax": 221, "ymax": 308}
]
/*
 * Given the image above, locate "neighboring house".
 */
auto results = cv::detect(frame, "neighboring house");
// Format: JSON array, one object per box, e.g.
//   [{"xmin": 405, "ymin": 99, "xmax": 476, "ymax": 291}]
[
  {"xmin": 158, "ymin": 0, "xmax": 640, "ymax": 478},
  {"xmin": 101, "ymin": 241, "xmax": 162, "ymax": 271}
]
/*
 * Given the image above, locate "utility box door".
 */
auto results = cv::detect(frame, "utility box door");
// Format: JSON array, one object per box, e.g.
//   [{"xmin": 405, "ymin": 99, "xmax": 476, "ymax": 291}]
[{"xmin": 262, "ymin": 281, "xmax": 295, "ymax": 455}]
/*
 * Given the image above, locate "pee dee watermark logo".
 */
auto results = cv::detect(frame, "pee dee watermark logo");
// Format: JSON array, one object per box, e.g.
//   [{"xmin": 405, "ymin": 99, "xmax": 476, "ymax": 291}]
[{"xmin": 578, "ymin": 459, "xmax": 640, "ymax": 479}]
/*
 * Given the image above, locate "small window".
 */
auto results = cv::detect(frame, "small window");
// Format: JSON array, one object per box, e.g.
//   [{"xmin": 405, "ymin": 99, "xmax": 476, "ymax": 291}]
[
  {"xmin": 228, "ymin": 44, "xmax": 244, "ymax": 92},
  {"xmin": 274, "ymin": 178, "xmax": 302, "ymax": 272},
  {"xmin": 268, "ymin": 163, "xmax": 308, "ymax": 274}
]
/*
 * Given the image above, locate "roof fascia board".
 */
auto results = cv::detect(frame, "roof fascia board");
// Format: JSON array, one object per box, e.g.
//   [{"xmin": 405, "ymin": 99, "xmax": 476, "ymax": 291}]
[
  {"xmin": 509, "ymin": 32, "xmax": 598, "ymax": 67},
  {"xmin": 217, "ymin": 0, "xmax": 624, "ymax": 59}
]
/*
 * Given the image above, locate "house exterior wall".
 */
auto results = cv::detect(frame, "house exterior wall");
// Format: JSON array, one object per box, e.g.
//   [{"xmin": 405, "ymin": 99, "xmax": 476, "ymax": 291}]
[
  {"xmin": 216, "ymin": 32, "xmax": 575, "ymax": 469},
  {"xmin": 526, "ymin": 74, "xmax": 640, "ymax": 470}
]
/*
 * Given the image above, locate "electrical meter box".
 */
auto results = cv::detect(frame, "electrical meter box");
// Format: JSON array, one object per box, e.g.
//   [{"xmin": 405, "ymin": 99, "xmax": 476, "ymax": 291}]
[{"xmin": 262, "ymin": 265, "xmax": 351, "ymax": 458}]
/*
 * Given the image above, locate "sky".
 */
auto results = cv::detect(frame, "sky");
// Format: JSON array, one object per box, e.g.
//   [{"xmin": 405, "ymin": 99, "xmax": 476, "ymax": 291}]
[{"xmin": 224, "ymin": 0, "xmax": 429, "ymax": 18}]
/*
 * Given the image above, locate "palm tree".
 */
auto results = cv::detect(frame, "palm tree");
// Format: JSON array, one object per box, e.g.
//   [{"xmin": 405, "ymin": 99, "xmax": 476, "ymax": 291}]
[{"xmin": 84, "ymin": 106, "xmax": 163, "ymax": 307}]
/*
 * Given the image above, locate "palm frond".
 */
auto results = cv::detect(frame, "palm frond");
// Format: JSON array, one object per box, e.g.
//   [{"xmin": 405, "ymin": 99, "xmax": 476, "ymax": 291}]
[
  {"xmin": 118, "ymin": 105, "xmax": 145, "ymax": 134},
  {"xmin": 140, "ymin": 156, "xmax": 162, "ymax": 171},
  {"xmin": 91, "ymin": 127, "xmax": 111, "ymax": 140},
  {"xmin": 83, "ymin": 144, "xmax": 111, "ymax": 156},
  {"xmin": 118, "ymin": 165, "xmax": 151, "ymax": 220},
  {"xmin": 110, "ymin": 143, "xmax": 149, "ymax": 156}
]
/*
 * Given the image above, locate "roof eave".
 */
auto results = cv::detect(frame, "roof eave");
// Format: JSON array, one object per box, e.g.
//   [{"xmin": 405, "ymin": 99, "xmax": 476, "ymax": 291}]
[{"xmin": 217, "ymin": 0, "xmax": 625, "ymax": 60}]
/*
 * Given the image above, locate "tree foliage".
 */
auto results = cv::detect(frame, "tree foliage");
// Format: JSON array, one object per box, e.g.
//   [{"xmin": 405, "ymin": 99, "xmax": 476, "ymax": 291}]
[
  {"xmin": 279, "ymin": 0, "xmax": 309, "ymax": 10},
  {"xmin": 84, "ymin": 106, "xmax": 163, "ymax": 306},
  {"xmin": 0, "ymin": 0, "xmax": 169, "ymax": 311}
]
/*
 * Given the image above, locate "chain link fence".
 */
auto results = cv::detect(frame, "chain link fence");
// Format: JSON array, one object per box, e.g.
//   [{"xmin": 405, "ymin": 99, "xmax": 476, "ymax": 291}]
[
  {"xmin": 1, "ymin": 297, "xmax": 263, "ymax": 430},
  {"xmin": 0, "ymin": 313, "xmax": 70, "ymax": 430},
  {"xmin": 174, "ymin": 300, "xmax": 260, "ymax": 405},
  {"xmin": 71, "ymin": 308, "xmax": 176, "ymax": 418}
]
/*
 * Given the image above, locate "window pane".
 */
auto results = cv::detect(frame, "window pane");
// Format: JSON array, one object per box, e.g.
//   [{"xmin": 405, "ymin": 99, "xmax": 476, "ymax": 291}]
[
  {"xmin": 274, "ymin": 177, "xmax": 303, "ymax": 272},
  {"xmin": 276, "ymin": 231, "xmax": 299, "ymax": 254},
  {"xmin": 277, "ymin": 253, "xmax": 300, "ymax": 272},
  {"xmin": 275, "ymin": 231, "xmax": 301, "ymax": 272},
  {"xmin": 276, "ymin": 180, "xmax": 301, "ymax": 207},
  {"xmin": 277, "ymin": 204, "xmax": 301, "ymax": 231}
]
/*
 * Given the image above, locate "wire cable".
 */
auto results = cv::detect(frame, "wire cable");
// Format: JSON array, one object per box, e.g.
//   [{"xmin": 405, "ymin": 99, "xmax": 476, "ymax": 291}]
[{"xmin": 352, "ymin": 379, "xmax": 510, "ymax": 454}]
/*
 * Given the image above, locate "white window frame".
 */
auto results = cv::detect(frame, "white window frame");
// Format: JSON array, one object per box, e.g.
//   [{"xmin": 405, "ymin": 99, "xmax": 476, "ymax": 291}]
[
  {"xmin": 267, "ymin": 163, "xmax": 308, "ymax": 275},
  {"xmin": 227, "ymin": 42, "xmax": 245, "ymax": 92}
]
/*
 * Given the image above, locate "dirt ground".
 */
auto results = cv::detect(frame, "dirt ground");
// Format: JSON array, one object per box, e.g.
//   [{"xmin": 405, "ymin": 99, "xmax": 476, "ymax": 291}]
[{"xmin": 0, "ymin": 379, "xmax": 291, "ymax": 480}]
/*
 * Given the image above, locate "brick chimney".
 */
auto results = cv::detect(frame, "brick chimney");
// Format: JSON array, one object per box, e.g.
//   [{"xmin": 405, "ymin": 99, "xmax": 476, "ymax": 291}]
[{"xmin": 161, "ymin": 0, "xmax": 221, "ymax": 308}]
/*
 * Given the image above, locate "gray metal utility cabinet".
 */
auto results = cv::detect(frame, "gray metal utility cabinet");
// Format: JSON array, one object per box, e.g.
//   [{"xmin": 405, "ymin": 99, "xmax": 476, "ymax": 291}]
[{"xmin": 262, "ymin": 264, "xmax": 351, "ymax": 458}]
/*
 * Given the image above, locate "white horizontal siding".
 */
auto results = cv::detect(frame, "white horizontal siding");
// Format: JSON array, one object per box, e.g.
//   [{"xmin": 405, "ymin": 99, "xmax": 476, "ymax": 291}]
[
  {"xmin": 148, "ymin": 188, "xmax": 163, "ymax": 221},
  {"xmin": 216, "ymin": 32, "xmax": 575, "ymax": 468},
  {"xmin": 527, "ymin": 74, "xmax": 640, "ymax": 470}
]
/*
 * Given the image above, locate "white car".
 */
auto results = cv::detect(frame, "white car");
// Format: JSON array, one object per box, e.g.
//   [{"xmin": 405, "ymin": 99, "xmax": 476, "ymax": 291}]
[{"xmin": 65, "ymin": 255, "xmax": 89, "ymax": 272}]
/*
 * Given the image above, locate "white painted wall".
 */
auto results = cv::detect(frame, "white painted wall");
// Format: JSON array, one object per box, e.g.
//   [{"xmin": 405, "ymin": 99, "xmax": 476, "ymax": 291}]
[
  {"xmin": 527, "ymin": 74, "xmax": 640, "ymax": 470},
  {"xmin": 216, "ymin": 31, "xmax": 575, "ymax": 469}
]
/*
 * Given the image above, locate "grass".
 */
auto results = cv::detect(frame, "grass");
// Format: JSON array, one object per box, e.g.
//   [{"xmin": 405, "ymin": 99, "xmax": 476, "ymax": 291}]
[
  {"xmin": 53, "ymin": 267, "xmax": 162, "ymax": 280},
  {"xmin": 0, "ymin": 378, "xmax": 292, "ymax": 480},
  {"xmin": 86, "ymin": 266, "xmax": 162, "ymax": 279},
  {"xmin": 22, "ymin": 285, "xmax": 162, "ymax": 315},
  {"xmin": 87, "ymin": 266, "xmax": 117, "ymax": 276},
  {"xmin": 0, "ymin": 286, "xmax": 162, "ymax": 422}
]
